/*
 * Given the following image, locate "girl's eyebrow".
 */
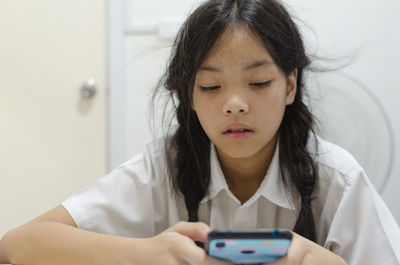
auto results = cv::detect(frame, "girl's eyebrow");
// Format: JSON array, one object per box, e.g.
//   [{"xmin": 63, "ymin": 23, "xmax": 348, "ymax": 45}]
[
  {"xmin": 198, "ymin": 59, "xmax": 274, "ymax": 73},
  {"xmin": 245, "ymin": 59, "xmax": 274, "ymax": 71}
]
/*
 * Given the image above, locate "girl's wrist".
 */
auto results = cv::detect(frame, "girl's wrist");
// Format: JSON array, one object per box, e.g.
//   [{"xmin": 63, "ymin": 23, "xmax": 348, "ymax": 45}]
[{"xmin": 113, "ymin": 237, "xmax": 150, "ymax": 265}]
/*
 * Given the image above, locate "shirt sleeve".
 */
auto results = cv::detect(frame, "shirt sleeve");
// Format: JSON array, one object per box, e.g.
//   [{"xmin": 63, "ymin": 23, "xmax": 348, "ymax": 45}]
[
  {"xmin": 324, "ymin": 167, "xmax": 400, "ymax": 265},
  {"xmin": 62, "ymin": 145, "xmax": 169, "ymax": 238}
]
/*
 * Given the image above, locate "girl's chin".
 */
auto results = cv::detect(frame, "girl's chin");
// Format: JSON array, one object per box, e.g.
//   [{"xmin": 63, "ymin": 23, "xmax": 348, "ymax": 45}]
[{"xmin": 215, "ymin": 145, "xmax": 260, "ymax": 159}]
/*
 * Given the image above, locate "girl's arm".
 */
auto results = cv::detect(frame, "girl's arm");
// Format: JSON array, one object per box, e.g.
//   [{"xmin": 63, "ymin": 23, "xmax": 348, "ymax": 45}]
[
  {"xmin": 0, "ymin": 221, "xmax": 143, "ymax": 265},
  {"xmin": 0, "ymin": 205, "xmax": 227, "ymax": 265},
  {"xmin": 272, "ymin": 232, "xmax": 348, "ymax": 265}
]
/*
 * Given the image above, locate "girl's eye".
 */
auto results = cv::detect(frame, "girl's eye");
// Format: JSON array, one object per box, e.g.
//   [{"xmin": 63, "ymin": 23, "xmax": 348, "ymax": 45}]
[
  {"xmin": 200, "ymin": 85, "xmax": 220, "ymax": 91},
  {"xmin": 249, "ymin": 81, "xmax": 272, "ymax": 87}
]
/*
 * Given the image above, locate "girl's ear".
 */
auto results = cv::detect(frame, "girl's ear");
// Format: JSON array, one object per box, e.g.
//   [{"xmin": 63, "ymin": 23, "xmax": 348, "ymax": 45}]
[{"xmin": 286, "ymin": 68, "xmax": 298, "ymax": 105}]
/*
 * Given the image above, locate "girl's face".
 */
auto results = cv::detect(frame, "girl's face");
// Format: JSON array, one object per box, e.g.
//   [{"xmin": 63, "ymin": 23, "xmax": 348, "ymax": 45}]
[{"xmin": 192, "ymin": 28, "xmax": 297, "ymax": 161}]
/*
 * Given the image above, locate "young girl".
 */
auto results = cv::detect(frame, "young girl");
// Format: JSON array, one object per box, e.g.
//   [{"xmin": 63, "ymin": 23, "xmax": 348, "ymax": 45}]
[{"xmin": 1, "ymin": 0, "xmax": 399, "ymax": 264}]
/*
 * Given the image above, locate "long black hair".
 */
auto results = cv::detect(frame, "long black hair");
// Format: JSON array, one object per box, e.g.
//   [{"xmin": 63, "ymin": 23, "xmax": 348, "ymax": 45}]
[{"xmin": 152, "ymin": 0, "xmax": 318, "ymax": 242}]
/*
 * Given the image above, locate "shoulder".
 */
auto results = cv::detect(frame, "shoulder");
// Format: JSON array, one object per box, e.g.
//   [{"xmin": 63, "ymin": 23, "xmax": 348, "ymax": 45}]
[
  {"xmin": 308, "ymin": 134, "xmax": 364, "ymax": 186},
  {"xmin": 309, "ymin": 135, "xmax": 375, "ymax": 242},
  {"xmin": 309, "ymin": 136, "xmax": 400, "ymax": 263},
  {"xmin": 62, "ymin": 137, "xmax": 175, "ymax": 236}
]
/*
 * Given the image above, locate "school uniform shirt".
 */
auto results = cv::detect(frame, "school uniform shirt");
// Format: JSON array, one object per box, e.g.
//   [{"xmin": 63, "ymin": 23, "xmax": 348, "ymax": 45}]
[{"xmin": 62, "ymin": 135, "xmax": 400, "ymax": 265}]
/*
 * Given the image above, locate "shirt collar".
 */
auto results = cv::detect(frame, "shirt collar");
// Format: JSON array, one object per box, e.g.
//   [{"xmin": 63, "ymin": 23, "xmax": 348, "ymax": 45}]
[{"xmin": 201, "ymin": 142, "xmax": 295, "ymax": 210}]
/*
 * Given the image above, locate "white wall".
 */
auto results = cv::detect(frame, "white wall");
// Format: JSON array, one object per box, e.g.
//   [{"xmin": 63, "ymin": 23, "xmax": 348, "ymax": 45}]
[{"xmin": 121, "ymin": 0, "xmax": 205, "ymax": 161}]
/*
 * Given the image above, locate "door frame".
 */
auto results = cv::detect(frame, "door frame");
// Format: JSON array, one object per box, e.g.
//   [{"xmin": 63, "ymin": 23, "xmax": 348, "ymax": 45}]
[{"xmin": 107, "ymin": 0, "xmax": 125, "ymax": 170}]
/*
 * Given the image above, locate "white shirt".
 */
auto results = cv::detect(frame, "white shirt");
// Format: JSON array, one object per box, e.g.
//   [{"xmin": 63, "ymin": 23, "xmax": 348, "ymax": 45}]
[{"xmin": 62, "ymin": 136, "xmax": 400, "ymax": 265}]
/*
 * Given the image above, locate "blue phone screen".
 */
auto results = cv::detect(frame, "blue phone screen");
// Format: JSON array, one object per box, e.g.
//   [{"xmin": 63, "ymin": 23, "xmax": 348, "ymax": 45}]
[{"xmin": 208, "ymin": 238, "xmax": 290, "ymax": 264}]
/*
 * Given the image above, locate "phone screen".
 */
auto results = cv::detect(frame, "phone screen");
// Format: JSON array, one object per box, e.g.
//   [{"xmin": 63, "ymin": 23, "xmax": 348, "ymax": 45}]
[{"xmin": 207, "ymin": 229, "xmax": 292, "ymax": 264}]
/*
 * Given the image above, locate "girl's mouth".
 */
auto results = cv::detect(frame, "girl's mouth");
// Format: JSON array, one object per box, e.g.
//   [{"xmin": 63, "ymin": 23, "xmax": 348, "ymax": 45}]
[{"xmin": 223, "ymin": 129, "xmax": 254, "ymax": 140}]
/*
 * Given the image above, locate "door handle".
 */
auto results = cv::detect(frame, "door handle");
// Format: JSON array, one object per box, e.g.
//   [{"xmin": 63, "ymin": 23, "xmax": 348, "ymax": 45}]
[{"xmin": 81, "ymin": 78, "xmax": 97, "ymax": 99}]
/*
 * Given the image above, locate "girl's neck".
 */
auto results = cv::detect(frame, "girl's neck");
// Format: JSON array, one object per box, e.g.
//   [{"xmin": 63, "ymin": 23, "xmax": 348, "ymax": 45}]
[{"xmin": 216, "ymin": 137, "xmax": 277, "ymax": 204}]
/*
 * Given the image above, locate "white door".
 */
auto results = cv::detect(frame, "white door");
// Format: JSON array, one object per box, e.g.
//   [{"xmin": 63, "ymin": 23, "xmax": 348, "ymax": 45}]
[{"xmin": 0, "ymin": 1, "xmax": 107, "ymax": 236}]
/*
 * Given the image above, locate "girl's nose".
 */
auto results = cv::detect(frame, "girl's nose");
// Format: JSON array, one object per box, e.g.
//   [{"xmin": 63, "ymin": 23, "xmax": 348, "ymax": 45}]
[{"xmin": 222, "ymin": 96, "xmax": 249, "ymax": 115}]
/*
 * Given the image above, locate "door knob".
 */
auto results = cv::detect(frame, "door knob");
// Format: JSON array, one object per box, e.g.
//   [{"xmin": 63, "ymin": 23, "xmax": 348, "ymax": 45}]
[{"xmin": 81, "ymin": 78, "xmax": 97, "ymax": 99}]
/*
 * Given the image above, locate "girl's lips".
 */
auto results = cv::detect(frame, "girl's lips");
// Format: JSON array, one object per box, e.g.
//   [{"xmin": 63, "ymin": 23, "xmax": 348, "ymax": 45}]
[
  {"xmin": 222, "ymin": 123, "xmax": 255, "ymax": 133},
  {"xmin": 223, "ymin": 130, "xmax": 255, "ymax": 140}
]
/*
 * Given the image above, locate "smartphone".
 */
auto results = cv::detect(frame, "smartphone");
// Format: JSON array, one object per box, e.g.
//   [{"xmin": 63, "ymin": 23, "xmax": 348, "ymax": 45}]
[{"xmin": 206, "ymin": 229, "xmax": 292, "ymax": 264}]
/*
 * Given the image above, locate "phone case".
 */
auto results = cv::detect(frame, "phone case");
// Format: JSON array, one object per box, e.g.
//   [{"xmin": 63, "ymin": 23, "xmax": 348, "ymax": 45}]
[{"xmin": 206, "ymin": 229, "xmax": 292, "ymax": 264}]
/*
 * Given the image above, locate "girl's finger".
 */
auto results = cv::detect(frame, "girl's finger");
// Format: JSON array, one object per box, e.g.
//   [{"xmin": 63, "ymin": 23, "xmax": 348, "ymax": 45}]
[
  {"xmin": 167, "ymin": 221, "xmax": 212, "ymax": 242},
  {"xmin": 177, "ymin": 236, "xmax": 231, "ymax": 265},
  {"xmin": 268, "ymin": 232, "xmax": 304, "ymax": 265}
]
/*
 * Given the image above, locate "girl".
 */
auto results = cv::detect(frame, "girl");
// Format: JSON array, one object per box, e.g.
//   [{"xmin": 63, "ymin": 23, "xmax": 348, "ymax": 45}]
[{"xmin": 1, "ymin": 0, "xmax": 399, "ymax": 264}]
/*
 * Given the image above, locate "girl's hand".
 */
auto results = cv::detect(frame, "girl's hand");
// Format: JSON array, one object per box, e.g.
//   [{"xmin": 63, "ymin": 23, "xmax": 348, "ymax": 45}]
[
  {"xmin": 271, "ymin": 232, "xmax": 348, "ymax": 265},
  {"xmin": 137, "ymin": 222, "xmax": 232, "ymax": 265}
]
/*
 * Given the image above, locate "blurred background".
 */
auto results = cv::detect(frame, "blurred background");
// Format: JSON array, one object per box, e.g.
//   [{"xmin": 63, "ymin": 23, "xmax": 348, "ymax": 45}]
[{"xmin": 1, "ymin": 0, "xmax": 399, "ymax": 237}]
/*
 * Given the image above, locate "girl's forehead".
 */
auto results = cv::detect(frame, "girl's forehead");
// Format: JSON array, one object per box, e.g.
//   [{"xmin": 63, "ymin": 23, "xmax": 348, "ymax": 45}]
[{"xmin": 202, "ymin": 28, "xmax": 274, "ymax": 67}]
